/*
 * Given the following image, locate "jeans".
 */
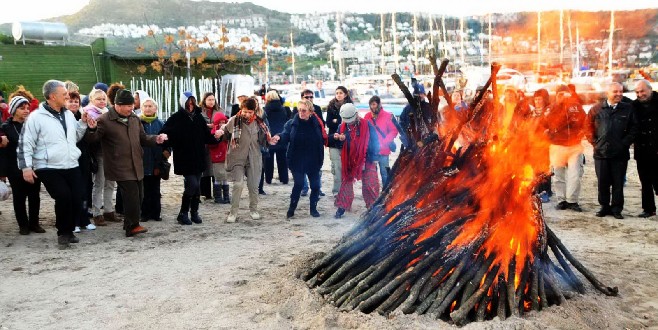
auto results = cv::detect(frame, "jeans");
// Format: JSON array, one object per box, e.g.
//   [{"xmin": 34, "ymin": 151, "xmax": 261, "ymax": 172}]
[
  {"xmin": 302, "ymin": 171, "xmax": 322, "ymax": 192},
  {"xmin": 374, "ymin": 154, "xmax": 390, "ymax": 187},
  {"xmin": 183, "ymin": 173, "xmax": 202, "ymax": 196}
]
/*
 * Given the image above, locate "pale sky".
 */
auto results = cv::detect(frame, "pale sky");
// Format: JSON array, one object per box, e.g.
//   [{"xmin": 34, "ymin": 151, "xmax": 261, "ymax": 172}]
[{"xmin": 1, "ymin": 0, "xmax": 657, "ymax": 24}]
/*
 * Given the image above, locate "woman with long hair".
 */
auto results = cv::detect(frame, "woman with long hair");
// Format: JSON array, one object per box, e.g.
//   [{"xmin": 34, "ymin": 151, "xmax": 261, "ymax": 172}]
[{"xmin": 325, "ymin": 86, "xmax": 353, "ymax": 196}]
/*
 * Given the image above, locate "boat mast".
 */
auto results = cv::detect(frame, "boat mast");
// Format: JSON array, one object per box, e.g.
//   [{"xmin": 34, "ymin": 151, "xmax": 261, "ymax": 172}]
[
  {"xmin": 488, "ymin": 13, "xmax": 492, "ymax": 65},
  {"xmin": 608, "ymin": 10, "xmax": 614, "ymax": 78},
  {"xmin": 413, "ymin": 13, "xmax": 419, "ymax": 74},
  {"xmin": 392, "ymin": 12, "xmax": 399, "ymax": 73},
  {"xmin": 380, "ymin": 13, "xmax": 386, "ymax": 74},
  {"xmin": 537, "ymin": 11, "xmax": 541, "ymax": 75},
  {"xmin": 460, "ymin": 16, "xmax": 465, "ymax": 65},
  {"xmin": 290, "ymin": 31, "xmax": 296, "ymax": 84}
]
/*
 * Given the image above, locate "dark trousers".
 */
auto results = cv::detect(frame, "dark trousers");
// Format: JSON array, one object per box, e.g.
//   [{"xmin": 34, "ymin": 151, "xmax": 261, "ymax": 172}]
[
  {"xmin": 116, "ymin": 189, "xmax": 123, "ymax": 214},
  {"xmin": 7, "ymin": 175, "xmax": 41, "ymax": 229},
  {"xmin": 594, "ymin": 158, "xmax": 628, "ymax": 214},
  {"xmin": 264, "ymin": 149, "xmax": 289, "ymax": 184},
  {"xmin": 141, "ymin": 175, "xmax": 161, "ymax": 220},
  {"xmin": 291, "ymin": 170, "xmax": 320, "ymax": 203},
  {"xmin": 116, "ymin": 180, "xmax": 144, "ymax": 231},
  {"xmin": 37, "ymin": 168, "xmax": 83, "ymax": 236},
  {"xmin": 637, "ymin": 156, "xmax": 658, "ymax": 213},
  {"xmin": 183, "ymin": 173, "xmax": 202, "ymax": 196}
]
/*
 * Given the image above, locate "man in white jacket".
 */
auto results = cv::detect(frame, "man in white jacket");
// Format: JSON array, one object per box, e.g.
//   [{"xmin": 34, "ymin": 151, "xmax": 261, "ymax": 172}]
[{"xmin": 18, "ymin": 80, "xmax": 90, "ymax": 249}]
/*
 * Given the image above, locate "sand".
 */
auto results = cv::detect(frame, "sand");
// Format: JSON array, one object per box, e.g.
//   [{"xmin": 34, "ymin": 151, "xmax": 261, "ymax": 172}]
[{"xmin": 1, "ymin": 143, "xmax": 657, "ymax": 330}]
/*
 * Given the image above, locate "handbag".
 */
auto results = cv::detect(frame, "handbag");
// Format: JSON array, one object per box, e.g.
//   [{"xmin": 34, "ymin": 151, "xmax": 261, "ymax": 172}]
[
  {"xmin": 158, "ymin": 160, "xmax": 172, "ymax": 180},
  {"xmin": 0, "ymin": 180, "xmax": 11, "ymax": 201},
  {"xmin": 370, "ymin": 118, "xmax": 397, "ymax": 153}
]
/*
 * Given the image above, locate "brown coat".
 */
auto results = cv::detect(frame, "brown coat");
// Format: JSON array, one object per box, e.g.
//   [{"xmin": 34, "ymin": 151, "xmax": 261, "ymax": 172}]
[{"xmin": 86, "ymin": 108, "xmax": 158, "ymax": 181}]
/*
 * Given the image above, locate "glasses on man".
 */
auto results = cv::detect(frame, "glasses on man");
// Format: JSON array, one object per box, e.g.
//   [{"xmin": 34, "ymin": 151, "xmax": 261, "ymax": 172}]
[{"xmin": 303, "ymin": 95, "xmax": 314, "ymax": 99}]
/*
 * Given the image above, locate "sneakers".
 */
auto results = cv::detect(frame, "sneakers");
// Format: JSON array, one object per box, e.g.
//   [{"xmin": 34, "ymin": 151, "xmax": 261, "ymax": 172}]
[
  {"xmin": 126, "ymin": 225, "xmax": 148, "ymax": 237},
  {"xmin": 638, "ymin": 211, "xmax": 656, "ymax": 218},
  {"xmin": 86, "ymin": 224, "xmax": 97, "ymax": 230},
  {"xmin": 335, "ymin": 208, "xmax": 345, "ymax": 219},
  {"xmin": 567, "ymin": 203, "xmax": 582, "ymax": 212},
  {"xmin": 226, "ymin": 213, "xmax": 237, "ymax": 223},
  {"xmin": 250, "ymin": 212, "xmax": 261, "ymax": 220},
  {"xmin": 74, "ymin": 226, "xmax": 81, "ymax": 233},
  {"xmin": 555, "ymin": 201, "xmax": 569, "ymax": 210},
  {"xmin": 29, "ymin": 225, "xmax": 46, "ymax": 233},
  {"xmin": 177, "ymin": 212, "xmax": 192, "ymax": 225}
]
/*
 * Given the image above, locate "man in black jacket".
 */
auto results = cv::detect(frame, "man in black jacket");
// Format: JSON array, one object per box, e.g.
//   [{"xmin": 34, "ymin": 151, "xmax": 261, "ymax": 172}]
[
  {"xmin": 586, "ymin": 82, "xmax": 638, "ymax": 219},
  {"xmin": 632, "ymin": 80, "xmax": 658, "ymax": 218}
]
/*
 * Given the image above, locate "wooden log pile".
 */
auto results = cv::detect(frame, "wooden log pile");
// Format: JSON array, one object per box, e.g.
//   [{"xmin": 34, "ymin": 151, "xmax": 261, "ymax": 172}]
[{"xmin": 300, "ymin": 57, "xmax": 618, "ymax": 325}]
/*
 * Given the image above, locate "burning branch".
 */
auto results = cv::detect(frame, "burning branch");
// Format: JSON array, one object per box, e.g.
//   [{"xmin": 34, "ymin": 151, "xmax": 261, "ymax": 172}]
[{"xmin": 301, "ymin": 59, "xmax": 617, "ymax": 325}]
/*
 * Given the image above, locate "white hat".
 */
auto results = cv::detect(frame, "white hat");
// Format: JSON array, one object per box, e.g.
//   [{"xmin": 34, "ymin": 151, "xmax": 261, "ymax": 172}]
[{"xmin": 339, "ymin": 103, "xmax": 358, "ymax": 124}]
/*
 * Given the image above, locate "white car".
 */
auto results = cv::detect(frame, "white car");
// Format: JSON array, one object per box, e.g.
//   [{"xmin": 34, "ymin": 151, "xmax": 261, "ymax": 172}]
[{"xmin": 496, "ymin": 68, "xmax": 527, "ymax": 92}]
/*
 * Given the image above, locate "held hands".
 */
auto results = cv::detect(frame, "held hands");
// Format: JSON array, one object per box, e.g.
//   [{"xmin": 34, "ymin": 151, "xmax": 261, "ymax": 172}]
[
  {"xmin": 163, "ymin": 150, "xmax": 171, "ymax": 159},
  {"xmin": 156, "ymin": 134, "xmax": 168, "ymax": 144},
  {"xmin": 333, "ymin": 133, "xmax": 346, "ymax": 142},
  {"xmin": 269, "ymin": 135, "xmax": 280, "ymax": 145},
  {"xmin": 214, "ymin": 128, "xmax": 224, "ymax": 139},
  {"xmin": 0, "ymin": 136, "xmax": 8, "ymax": 148},
  {"xmin": 22, "ymin": 168, "xmax": 38, "ymax": 184}
]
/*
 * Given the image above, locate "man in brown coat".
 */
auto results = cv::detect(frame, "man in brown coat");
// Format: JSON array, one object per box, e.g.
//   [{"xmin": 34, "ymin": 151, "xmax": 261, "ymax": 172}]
[{"xmin": 86, "ymin": 90, "xmax": 168, "ymax": 237}]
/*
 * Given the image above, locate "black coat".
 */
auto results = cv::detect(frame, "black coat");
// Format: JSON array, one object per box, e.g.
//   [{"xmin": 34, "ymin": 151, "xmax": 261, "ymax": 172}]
[
  {"xmin": 632, "ymin": 91, "xmax": 658, "ymax": 160},
  {"xmin": 160, "ymin": 108, "xmax": 218, "ymax": 175},
  {"xmin": 277, "ymin": 114, "xmax": 324, "ymax": 174},
  {"xmin": 587, "ymin": 101, "xmax": 638, "ymax": 160},
  {"xmin": 325, "ymin": 100, "xmax": 345, "ymax": 149},
  {"xmin": 0, "ymin": 119, "xmax": 23, "ymax": 178},
  {"xmin": 264, "ymin": 100, "xmax": 290, "ymax": 151}
]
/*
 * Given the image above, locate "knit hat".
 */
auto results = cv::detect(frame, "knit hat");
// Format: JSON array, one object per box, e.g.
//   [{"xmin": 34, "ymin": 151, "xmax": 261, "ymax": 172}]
[
  {"xmin": 9, "ymin": 96, "xmax": 29, "ymax": 116},
  {"xmin": 179, "ymin": 91, "xmax": 194, "ymax": 109},
  {"xmin": 339, "ymin": 103, "xmax": 358, "ymax": 124},
  {"xmin": 114, "ymin": 89, "xmax": 135, "ymax": 105},
  {"xmin": 93, "ymin": 82, "xmax": 109, "ymax": 93},
  {"xmin": 414, "ymin": 84, "xmax": 426, "ymax": 95}
]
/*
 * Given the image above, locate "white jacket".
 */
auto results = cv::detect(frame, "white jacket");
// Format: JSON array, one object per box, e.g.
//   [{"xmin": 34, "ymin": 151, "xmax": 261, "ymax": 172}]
[{"xmin": 18, "ymin": 103, "xmax": 88, "ymax": 171}]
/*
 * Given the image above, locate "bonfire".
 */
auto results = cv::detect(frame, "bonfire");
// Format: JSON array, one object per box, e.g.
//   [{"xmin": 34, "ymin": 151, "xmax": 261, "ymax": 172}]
[{"xmin": 301, "ymin": 58, "xmax": 618, "ymax": 325}]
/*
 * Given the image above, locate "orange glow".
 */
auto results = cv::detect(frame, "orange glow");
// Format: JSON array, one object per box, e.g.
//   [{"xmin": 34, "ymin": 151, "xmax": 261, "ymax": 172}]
[{"xmin": 450, "ymin": 300, "xmax": 458, "ymax": 313}]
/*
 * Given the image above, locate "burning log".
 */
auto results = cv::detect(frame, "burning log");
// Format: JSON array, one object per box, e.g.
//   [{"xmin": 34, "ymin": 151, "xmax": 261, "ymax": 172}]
[{"xmin": 301, "ymin": 59, "xmax": 618, "ymax": 325}]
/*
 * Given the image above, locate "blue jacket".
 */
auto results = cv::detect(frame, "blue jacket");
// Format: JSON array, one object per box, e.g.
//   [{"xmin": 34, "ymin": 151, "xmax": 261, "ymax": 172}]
[
  {"xmin": 277, "ymin": 114, "xmax": 324, "ymax": 174},
  {"xmin": 141, "ymin": 118, "xmax": 166, "ymax": 176}
]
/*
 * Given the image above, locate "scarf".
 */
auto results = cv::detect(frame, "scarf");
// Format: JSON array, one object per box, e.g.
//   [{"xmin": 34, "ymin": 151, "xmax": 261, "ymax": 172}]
[
  {"xmin": 140, "ymin": 113, "xmax": 158, "ymax": 123},
  {"xmin": 83, "ymin": 104, "xmax": 108, "ymax": 121},
  {"xmin": 230, "ymin": 111, "xmax": 271, "ymax": 149},
  {"xmin": 340, "ymin": 118, "xmax": 370, "ymax": 182}
]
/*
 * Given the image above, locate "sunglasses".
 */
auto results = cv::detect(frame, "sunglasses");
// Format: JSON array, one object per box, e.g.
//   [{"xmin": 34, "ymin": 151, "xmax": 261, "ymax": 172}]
[{"xmin": 303, "ymin": 96, "xmax": 314, "ymax": 99}]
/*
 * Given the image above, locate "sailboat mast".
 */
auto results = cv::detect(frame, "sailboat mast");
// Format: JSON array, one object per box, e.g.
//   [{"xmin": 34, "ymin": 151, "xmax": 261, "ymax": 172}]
[
  {"xmin": 537, "ymin": 11, "xmax": 541, "ymax": 75},
  {"xmin": 336, "ymin": 12, "xmax": 344, "ymax": 81},
  {"xmin": 559, "ymin": 9, "xmax": 564, "ymax": 65},
  {"xmin": 392, "ymin": 12, "xmax": 399, "ymax": 73},
  {"xmin": 488, "ymin": 13, "xmax": 492, "ymax": 65},
  {"xmin": 264, "ymin": 33, "xmax": 269, "ymax": 88},
  {"xmin": 290, "ymin": 31, "xmax": 296, "ymax": 84},
  {"xmin": 442, "ymin": 15, "xmax": 448, "ymax": 59},
  {"xmin": 413, "ymin": 14, "xmax": 418, "ymax": 74},
  {"xmin": 380, "ymin": 13, "xmax": 386, "ymax": 74},
  {"xmin": 460, "ymin": 16, "xmax": 465, "ymax": 65},
  {"xmin": 568, "ymin": 11, "xmax": 574, "ymax": 74},
  {"xmin": 608, "ymin": 10, "xmax": 614, "ymax": 78}
]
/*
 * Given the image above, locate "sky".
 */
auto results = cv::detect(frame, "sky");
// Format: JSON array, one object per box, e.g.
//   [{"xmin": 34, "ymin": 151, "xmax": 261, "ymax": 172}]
[{"xmin": 1, "ymin": 0, "xmax": 657, "ymax": 24}]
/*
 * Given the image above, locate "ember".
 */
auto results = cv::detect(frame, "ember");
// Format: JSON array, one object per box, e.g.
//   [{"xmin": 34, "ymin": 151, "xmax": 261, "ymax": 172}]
[{"xmin": 301, "ymin": 57, "xmax": 618, "ymax": 325}]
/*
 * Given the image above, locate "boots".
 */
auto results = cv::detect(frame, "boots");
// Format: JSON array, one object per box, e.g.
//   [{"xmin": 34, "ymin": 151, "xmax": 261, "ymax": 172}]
[
  {"xmin": 103, "ymin": 212, "xmax": 121, "ymax": 222},
  {"xmin": 190, "ymin": 195, "xmax": 202, "ymax": 224},
  {"xmin": 310, "ymin": 201, "xmax": 320, "ymax": 218},
  {"xmin": 177, "ymin": 194, "xmax": 192, "ymax": 225},
  {"xmin": 287, "ymin": 199, "xmax": 299, "ymax": 219},
  {"xmin": 213, "ymin": 183, "xmax": 222, "ymax": 204},
  {"xmin": 93, "ymin": 215, "xmax": 107, "ymax": 226},
  {"xmin": 222, "ymin": 184, "xmax": 230, "ymax": 204}
]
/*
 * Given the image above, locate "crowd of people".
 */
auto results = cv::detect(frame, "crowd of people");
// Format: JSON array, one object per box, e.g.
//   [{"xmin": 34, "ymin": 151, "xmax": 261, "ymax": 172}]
[{"xmin": 0, "ymin": 78, "xmax": 656, "ymax": 249}]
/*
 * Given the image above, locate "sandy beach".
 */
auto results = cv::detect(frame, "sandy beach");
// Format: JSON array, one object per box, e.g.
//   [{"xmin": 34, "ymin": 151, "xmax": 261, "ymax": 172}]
[{"xmin": 1, "ymin": 143, "xmax": 657, "ymax": 330}]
